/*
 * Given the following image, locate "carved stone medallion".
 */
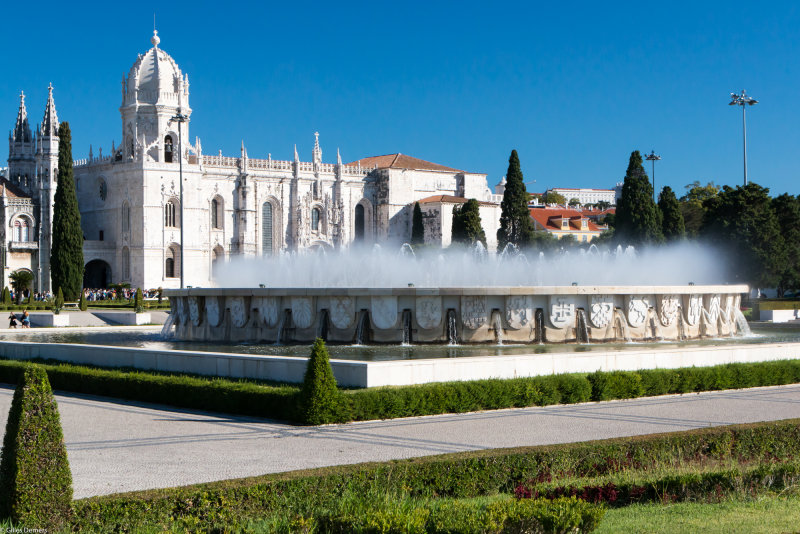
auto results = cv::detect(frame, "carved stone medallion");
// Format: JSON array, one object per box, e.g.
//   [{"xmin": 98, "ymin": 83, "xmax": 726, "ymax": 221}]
[
  {"xmin": 371, "ymin": 296, "xmax": 398, "ymax": 330},
  {"xmin": 254, "ymin": 297, "xmax": 280, "ymax": 327},
  {"xmin": 416, "ymin": 296, "xmax": 442, "ymax": 329},
  {"xmin": 707, "ymin": 294, "xmax": 721, "ymax": 323},
  {"xmin": 626, "ymin": 296, "xmax": 651, "ymax": 328},
  {"xmin": 228, "ymin": 296, "xmax": 248, "ymax": 328},
  {"xmin": 291, "ymin": 297, "xmax": 315, "ymax": 329},
  {"xmin": 685, "ymin": 295, "xmax": 701, "ymax": 326},
  {"xmin": 589, "ymin": 295, "xmax": 613, "ymax": 328},
  {"xmin": 549, "ymin": 296, "xmax": 575, "ymax": 329},
  {"xmin": 658, "ymin": 295, "xmax": 680, "ymax": 327},
  {"xmin": 206, "ymin": 297, "xmax": 222, "ymax": 327},
  {"xmin": 330, "ymin": 296, "xmax": 355, "ymax": 329},
  {"xmin": 461, "ymin": 296, "xmax": 487, "ymax": 330},
  {"xmin": 188, "ymin": 296, "xmax": 203, "ymax": 326},
  {"xmin": 505, "ymin": 295, "xmax": 533, "ymax": 330}
]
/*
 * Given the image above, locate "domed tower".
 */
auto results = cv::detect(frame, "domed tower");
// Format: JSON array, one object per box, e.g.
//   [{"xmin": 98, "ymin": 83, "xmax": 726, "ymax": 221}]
[{"xmin": 119, "ymin": 30, "xmax": 190, "ymax": 163}]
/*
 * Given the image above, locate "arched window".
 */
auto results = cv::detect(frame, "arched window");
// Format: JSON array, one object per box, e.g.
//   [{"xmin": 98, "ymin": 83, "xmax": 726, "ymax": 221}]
[
  {"xmin": 122, "ymin": 203, "xmax": 130, "ymax": 233},
  {"xmin": 13, "ymin": 218, "xmax": 29, "ymax": 242},
  {"xmin": 262, "ymin": 202, "xmax": 273, "ymax": 255},
  {"xmin": 122, "ymin": 247, "xmax": 130, "ymax": 280},
  {"xmin": 311, "ymin": 207, "xmax": 320, "ymax": 232},
  {"xmin": 354, "ymin": 204, "xmax": 365, "ymax": 241},
  {"xmin": 165, "ymin": 200, "xmax": 179, "ymax": 228},
  {"xmin": 165, "ymin": 245, "xmax": 179, "ymax": 278},
  {"xmin": 164, "ymin": 135, "xmax": 174, "ymax": 163},
  {"xmin": 211, "ymin": 197, "xmax": 223, "ymax": 230}
]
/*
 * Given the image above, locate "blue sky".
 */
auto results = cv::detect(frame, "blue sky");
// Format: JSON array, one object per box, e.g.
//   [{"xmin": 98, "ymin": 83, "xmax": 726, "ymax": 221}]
[{"xmin": 2, "ymin": 1, "xmax": 799, "ymax": 196}]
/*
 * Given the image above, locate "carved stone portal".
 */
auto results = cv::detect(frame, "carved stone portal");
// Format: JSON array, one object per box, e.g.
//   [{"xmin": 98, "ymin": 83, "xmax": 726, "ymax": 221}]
[
  {"xmin": 589, "ymin": 295, "xmax": 613, "ymax": 328},
  {"xmin": 505, "ymin": 295, "xmax": 533, "ymax": 330},
  {"xmin": 626, "ymin": 296, "xmax": 651, "ymax": 328},
  {"xmin": 254, "ymin": 297, "xmax": 280, "ymax": 327},
  {"xmin": 188, "ymin": 296, "xmax": 203, "ymax": 326},
  {"xmin": 228, "ymin": 296, "xmax": 248, "ymax": 328},
  {"xmin": 206, "ymin": 297, "xmax": 222, "ymax": 327},
  {"xmin": 330, "ymin": 296, "xmax": 354, "ymax": 329},
  {"xmin": 415, "ymin": 296, "xmax": 442, "ymax": 329},
  {"xmin": 658, "ymin": 295, "xmax": 680, "ymax": 327},
  {"xmin": 685, "ymin": 295, "xmax": 701, "ymax": 326},
  {"xmin": 371, "ymin": 296, "xmax": 398, "ymax": 329},
  {"xmin": 291, "ymin": 297, "xmax": 314, "ymax": 329},
  {"xmin": 461, "ymin": 296, "xmax": 487, "ymax": 330},
  {"xmin": 549, "ymin": 296, "xmax": 575, "ymax": 329}
]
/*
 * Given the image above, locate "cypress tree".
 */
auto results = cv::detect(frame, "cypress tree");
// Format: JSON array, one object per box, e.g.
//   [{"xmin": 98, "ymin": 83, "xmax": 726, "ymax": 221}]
[
  {"xmin": 0, "ymin": 365, "xmax": 73, "ymax": 529},
  {"xmin": 299, "ymin": 338, "xmax": 349, "ymax": 425},
  {"xmin": 1, "ymin": 287, "xmax": 9, "ymax": 305},
  {"xmin": 658, "ymin": 186, "xmax": 685, "ymax": 241},
  {"xmin": 497, "ymin": 150, "xmax": 535, "ymax": 250},
  {"xmin": 615, "ymin": 151, "xmax": 664, "ymax": 245},
  {"xmin": 452, "ymin": 199, "xmax": 487, "ymax": 246},
  {"xmin": 410, "ymin": 202, "xmax": 424, "ymax": 245},
  {"xmin": 50, "ymin": 122, "xmax": 84, "ymax": 301}
]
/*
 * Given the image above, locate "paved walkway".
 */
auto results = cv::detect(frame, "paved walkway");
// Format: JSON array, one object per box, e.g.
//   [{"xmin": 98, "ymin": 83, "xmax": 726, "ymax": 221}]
[{"xmin": 1, "ymin": 384, "xmax": 800, "ymax": 499}]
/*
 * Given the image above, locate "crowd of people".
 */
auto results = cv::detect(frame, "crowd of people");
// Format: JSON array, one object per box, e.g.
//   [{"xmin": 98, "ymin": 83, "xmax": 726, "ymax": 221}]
[{"xmin": 82, "ymin": 288, "xmax": 162, "ymax": 301}]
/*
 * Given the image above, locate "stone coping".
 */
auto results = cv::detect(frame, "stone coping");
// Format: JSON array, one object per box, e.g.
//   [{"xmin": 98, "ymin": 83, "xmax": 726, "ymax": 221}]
[{"xmin": 166, "ymin": 284, "xmax": 749, "ymax": 297}]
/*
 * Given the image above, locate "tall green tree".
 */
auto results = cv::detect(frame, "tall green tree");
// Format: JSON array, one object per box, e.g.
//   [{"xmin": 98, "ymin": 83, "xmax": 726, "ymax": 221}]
[
  {"xmin": 702, "ymin": 183, "xmax": 786, "ymax": 288},
  {"xmin": 410, "ymin": 202, "xmax": 424, "ymax": 245},
  {"xmin": 451, "ymin": 199, "xmax": 487, "ymax": 246},
  {"xmin": 543, "ymin": 190, "xmax": 567, "ymax": 205},
  {"xmin": 615, "ymin": 151, "xmax": 663, "ymax": 245},
  {"xmin": 680, "ymin": 181, "xmax": 720, "ymax": 237},
  {"xmin": 771, "ymin": 193, "xmax": 800, "ymax": 295},
  {"xmin": 50, "ymin": 122, "xmax": 84, "ymax": 300},
  {"xmin": 497, "ymin": 150, "xmax": 535, "ymax": 250},
  {"xmin": 8, "ymin": 271, "xmax": 33, "ymax": 304},
  {"xmin": 658, "ymin": 186, "xmax": 685, "ymax": 241}
]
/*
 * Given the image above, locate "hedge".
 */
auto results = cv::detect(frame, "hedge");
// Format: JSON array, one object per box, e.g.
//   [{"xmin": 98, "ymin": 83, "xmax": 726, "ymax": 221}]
[
  {"xmin": 67, "ymin": 418, "xmax": 800, "ymax": 531},
  {"xmin": 1, "ymin": 357, "xmax": 800, "ymax": 425}
]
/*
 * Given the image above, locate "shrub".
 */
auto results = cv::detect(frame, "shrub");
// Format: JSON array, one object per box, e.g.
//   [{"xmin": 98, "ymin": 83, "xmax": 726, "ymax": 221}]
[
  {"xmin": 587, "ymin": 370, "xmax": 644, "ymax": 401},
  {"xmin": 78, "ymin": 290, "xmax": 88, "ymax": 311},
  {"xmin": 52, "ymin": 287, "xmax": 64, "ymax": 315},
  {"xmin": 1, "ymin": 287, "xmax": 10, "ymax": 305},
  {"xmin": 300, "ymin": 339, "xmax": 349, "ymax": 424},
  {"xmin": 0, "ymin": 365, "xmax": 72, "ymax": 529},
  {"xmin": 134, "ymin": 288, "xmax": 144, "ymax": 314}
]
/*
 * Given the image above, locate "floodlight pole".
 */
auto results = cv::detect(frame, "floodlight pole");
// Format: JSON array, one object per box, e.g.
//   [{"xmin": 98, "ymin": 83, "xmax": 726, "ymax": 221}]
[
  {"xmin": 171, "ymin": 110, "xmax": 189, "ymax": 288},
  {"xmin": 729, "ymin": 90, "xmax": 758, "ymax": 186},
  {"xmin": 645, "ymin": 151, "xmax": 661, "ymax": 201}
]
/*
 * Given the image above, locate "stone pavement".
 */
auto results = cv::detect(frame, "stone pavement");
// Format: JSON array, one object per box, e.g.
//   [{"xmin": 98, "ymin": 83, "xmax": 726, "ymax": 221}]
[
  {"xmin": 0, "ymin": 309, "xmax": 168, "ymax": 329},
  {"xmin": 1, "ymin": 383, "xmax": 800, "ymax": 499}
]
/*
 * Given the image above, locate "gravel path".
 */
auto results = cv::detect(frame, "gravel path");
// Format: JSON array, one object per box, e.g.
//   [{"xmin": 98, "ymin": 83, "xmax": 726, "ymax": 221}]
[{"xmin": 1, "ymin": 383, "xmax": 799, "ymax": 499}]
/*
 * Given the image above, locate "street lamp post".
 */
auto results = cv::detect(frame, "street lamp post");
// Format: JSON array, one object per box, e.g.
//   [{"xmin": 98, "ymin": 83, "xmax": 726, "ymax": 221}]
[
  {"xmin": 170, "ymin": 110, "xmax": 189, "ymax": 288},
  {"xmin": 729, "ymin": 90, "xmax": 758, "ymax": 186},
  {"xmin": 645, "ymin": 150, "xmax": 661, "ymax": 201}
]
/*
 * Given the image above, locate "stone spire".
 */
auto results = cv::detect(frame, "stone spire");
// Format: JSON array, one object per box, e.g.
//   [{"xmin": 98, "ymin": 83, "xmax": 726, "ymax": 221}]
[
  {"xmin": 41, "ymin": 83, "xmax": 59, "ymax": 137},
  {"xmin": 294, "ymin": 144, "xmax": 299, "ymax": 163},
  {"xmin": 312, "ymin": 132, "xmax": 322, "ymax": 165},
  {"xmin": 11, "ymin": 91, "xmax": 31, "ymax": 143},
  {"xmin": 337, "ymin": 147, "xmax": 342, "ymax": 166}
]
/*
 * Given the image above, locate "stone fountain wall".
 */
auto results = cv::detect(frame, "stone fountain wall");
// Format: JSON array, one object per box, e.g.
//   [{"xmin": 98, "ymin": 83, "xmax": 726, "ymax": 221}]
[{"xmin": 166, "ymin": 285, "xmax": 748, "ymax": 344}]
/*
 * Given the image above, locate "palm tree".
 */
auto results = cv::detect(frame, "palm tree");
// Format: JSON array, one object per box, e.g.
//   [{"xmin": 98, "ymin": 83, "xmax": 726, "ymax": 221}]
[{"xmin": 9, "ymin": 270, "xmax": 33, "ymax": 304}]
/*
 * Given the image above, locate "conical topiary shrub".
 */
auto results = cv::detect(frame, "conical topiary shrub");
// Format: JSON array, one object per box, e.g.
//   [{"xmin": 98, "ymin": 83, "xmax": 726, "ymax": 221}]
[
  {"xmin": 78, "ymin": 290, "xmax": 88, "ymax": 311},
  {"xmin": 0, "ymin": 365, "xmax": 72, "ymax": 529},
  {"xmin": 1, "ymin": 287, "xmax": 10, "ymax": 305},
  {"xmin": 134, "ymin": 287, "xmax": 144, "ymax": 313},
  {"xmin": 300, "ymin": 338, "xmax": 349, "ymax": 425}
]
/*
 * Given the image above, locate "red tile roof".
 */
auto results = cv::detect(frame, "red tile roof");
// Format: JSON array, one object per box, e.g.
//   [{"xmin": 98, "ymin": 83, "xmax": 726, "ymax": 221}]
[
  {"xmin": 529, "ymin": 207, "xmax": 603, "ymax": 232},
  {"xmin": 418, "ymin": 195, "xmax": 496, "ymax": 206},
  {"xmin": 0, "ymin": 178, "xmax": 30, "ymax": 199},
  {"xmin": 348, "ymin": 153, "xmax": 464, "ymax": 172}
]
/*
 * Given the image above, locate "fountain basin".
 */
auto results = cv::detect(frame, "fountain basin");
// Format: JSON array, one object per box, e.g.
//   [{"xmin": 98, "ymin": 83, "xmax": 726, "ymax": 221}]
[{"xmin": 166, "ymin": 285, "xmax": 749, "ymax": 344}]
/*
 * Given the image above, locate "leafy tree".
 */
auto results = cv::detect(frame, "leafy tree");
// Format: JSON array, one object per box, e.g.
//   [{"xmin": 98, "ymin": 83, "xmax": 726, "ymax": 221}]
[
  {"xmin": 299, "ymin": 338, "xmax": 349, "ymax": 425},
  {"xmin": 452, "ymin": 199, "xmax": 487, "ymax": 246},
  {"xmin": 615, "ymin": 151, "xmax": 663, "ymax": 245},
  {"xmin": 497, "ymin": 150, "xmax": 535, "ymax": 250},
  {"xmin": 50, "ymin": 122, "xmax": 84, "ymax": 300},
  {"xmin": 702, "ymin": 183, "xmax": 786, "ymax": 288},
  {"xmin": 9, "ymin": 271, "xmax": 33, "ymax": 305},
  {"xmin": 568, "ymin": 198, "xmax": 581, "ymax": 207},
  {"xmin": 543, "ymin": 190, "xmax": 567, "ymax": 205},
  {"xmin": 528, "ymin": 230, "xmax": 558, "ymax": 251},
  {"xmin": 772, "ymin": 194, "xmax": 800, "ymax": 295},
  {"xmin": 658, "ymin": 186, "xmax": 685, "ymax": 241},
  {"xmin": 596, "ymin": 200, "xmax": 611, "ymax": 210},
  {"xmin": 410, "ymin": 202, "xmax": 424, "ymax": 245},
  {"xmin": 0, "ymin": 365, "xmax": 72, "ymax": 530},
  {"xmin": 680, "ymin": 181, "xmax": 720, "ymax": 238},
  {"xmin": 681, "ymin": 180, "xmax": 720, "ymax": 206}
]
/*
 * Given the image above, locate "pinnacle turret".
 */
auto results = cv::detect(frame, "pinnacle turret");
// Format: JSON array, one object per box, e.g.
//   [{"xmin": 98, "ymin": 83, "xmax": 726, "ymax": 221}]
[
  {"xmin": 312, "ymin": 132, "xmax": 322, "ymax": 164},
  {"xmin": 41, "ymin": 83, "xmax": 59, "ymax": 137},
  {"xmin": 11, "ymin": 91, "xmax": 31, "ymax": 143}
]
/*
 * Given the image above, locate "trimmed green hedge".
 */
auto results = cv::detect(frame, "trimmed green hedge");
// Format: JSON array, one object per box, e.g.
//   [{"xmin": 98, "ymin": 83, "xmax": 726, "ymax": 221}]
[
  {"xmin": 1, "ymin": 357, "xmax": 800, "ymax": 425},
  {"xmin": 68, "ymin": 419, "xmax": 800, "ymax": 532}
]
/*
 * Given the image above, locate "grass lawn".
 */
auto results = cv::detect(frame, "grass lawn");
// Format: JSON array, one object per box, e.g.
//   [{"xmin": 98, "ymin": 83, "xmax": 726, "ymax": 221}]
[{"xmin": 596, "ymin": 493, "xmax": 800, "ymax": 534}]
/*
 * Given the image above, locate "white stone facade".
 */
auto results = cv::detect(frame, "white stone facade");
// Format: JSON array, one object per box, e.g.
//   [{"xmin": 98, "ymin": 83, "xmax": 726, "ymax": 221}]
[
  {"xmin": 5, "ymin": 31, "xmax": 498, "ymax": 290},
  {"xmin": 547, "ymin": 187, "xmax": 617, "ymax": 206}
]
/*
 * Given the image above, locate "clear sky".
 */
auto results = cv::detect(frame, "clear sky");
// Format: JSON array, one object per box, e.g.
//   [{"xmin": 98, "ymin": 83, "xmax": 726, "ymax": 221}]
[{"xmin": 2, "ymin": 1, "xmax": 799, "ymax": 196}]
